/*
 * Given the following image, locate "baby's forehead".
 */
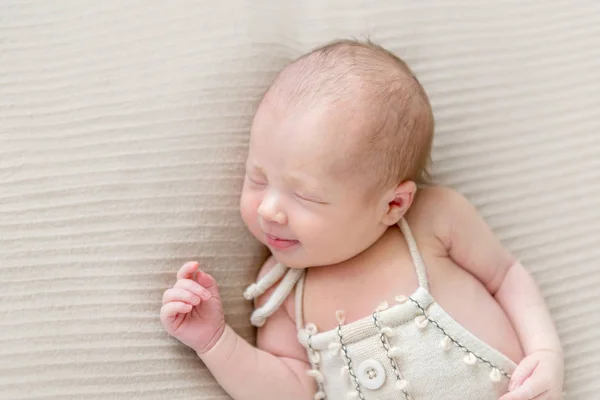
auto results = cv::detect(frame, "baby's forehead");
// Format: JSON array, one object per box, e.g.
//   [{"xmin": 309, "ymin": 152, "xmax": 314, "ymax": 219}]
[{"xmin": 251, "ymin": 104, "xmax": 367, "ymax": 180}]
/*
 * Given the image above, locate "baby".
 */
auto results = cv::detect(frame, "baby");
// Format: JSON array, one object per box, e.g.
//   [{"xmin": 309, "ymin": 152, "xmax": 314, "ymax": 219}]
[{"xmin": 161, "ymin": 40, "xmax": 564, "ymax": 400}]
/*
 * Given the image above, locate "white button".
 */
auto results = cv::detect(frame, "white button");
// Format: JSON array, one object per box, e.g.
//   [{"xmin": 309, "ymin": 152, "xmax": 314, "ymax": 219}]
[{"xmin": 357, "ymin": 359, "xmax": 386, "ymax": 390}]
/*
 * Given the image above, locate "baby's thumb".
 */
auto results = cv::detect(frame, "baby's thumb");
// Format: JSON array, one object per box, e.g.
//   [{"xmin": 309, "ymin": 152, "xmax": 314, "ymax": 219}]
[{"xmin": 508, "ymin": 356, "xmax": 538, "ymax": 392}]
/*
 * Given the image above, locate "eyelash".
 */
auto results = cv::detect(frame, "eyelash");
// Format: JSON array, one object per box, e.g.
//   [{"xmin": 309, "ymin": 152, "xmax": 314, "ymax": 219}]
[
  {"xmin": 247, "ymin": 175, "xmax": 326, "ymax": 204},
  {"xmin": 294, "ymin": 193, "xmax": 312, "ymax": 202},
  {"xmin": 247, "ymin": 175, "xmax": 266, "ymax": 186},
  {"xmin": 295, "ymin": 193, "xmax": 326, "ymax": 205}
]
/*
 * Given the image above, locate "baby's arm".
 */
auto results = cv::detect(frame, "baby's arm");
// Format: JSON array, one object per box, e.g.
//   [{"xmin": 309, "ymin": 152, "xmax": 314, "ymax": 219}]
[
  {"xmin": 200, "ymin": 322, "xmax": 314, "ymax": 400},
  {"xmin": 161, "ymin": 260, "xmax": 314, "ymax": 400},
  {"xmin": 424, "ymin": 187, "xmax": 563, "ymax": 399},
  {"xmin": 200, "ymin": 258, "xmax": 314, "ymax": 399}
]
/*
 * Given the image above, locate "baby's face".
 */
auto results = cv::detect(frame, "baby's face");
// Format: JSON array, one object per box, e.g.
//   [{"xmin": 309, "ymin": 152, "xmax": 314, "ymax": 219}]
[{"xmin": 240, "ymin": 97, "xmax": 387, "ymax": 268}]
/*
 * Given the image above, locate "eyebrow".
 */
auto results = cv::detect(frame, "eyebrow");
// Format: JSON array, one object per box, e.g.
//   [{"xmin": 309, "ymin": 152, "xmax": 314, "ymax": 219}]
[
  {"xmin": 246, "ymin": 161, "xmax": 265, "ymax": 174},
  {"xmin": 284, "ymin": 173, "xmax": 323, "ymax": 195}
]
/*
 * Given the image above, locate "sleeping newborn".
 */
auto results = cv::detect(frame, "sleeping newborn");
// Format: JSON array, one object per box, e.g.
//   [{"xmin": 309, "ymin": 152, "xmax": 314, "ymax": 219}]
[{"xmin": 161, "ymin": 39, "xmax": 564, "ymax": 400}]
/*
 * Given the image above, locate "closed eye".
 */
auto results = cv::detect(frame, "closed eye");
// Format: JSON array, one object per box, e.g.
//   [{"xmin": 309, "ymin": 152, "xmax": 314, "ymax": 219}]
[
  {"xmin": 294, "ymin": 193, "xmax": 328, "ymax": 205},
  {"xmin": 247, "ymin": 175, "xmax": 266, "ymax": 186}
]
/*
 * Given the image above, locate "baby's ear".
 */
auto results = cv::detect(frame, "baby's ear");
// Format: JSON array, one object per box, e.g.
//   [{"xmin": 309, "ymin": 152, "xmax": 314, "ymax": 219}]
[{"xmin": 381, "ymin": 181, "xmax": 416, "ymax": 226}]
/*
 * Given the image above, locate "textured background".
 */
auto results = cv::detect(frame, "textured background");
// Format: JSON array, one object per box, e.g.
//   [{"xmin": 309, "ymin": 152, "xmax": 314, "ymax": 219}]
[{"xmin": 1, "ymin": 1, "xmax": 599, "ymax": 399}]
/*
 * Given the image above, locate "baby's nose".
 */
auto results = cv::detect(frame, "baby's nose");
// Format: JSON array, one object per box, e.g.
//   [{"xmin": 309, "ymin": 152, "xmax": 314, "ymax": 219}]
[{"xmin": 257, "ymin": 192, "xmax": 287, "ymax": 225}]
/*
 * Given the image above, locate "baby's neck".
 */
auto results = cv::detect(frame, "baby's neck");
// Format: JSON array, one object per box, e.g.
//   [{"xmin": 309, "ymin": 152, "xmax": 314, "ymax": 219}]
[
  {"xmin": 302, "ymin": 224, "xmax": 418, "ymax": 329},
  {"xmin": 314, "ymin": 225, "xmax": 404, "ymax": 277}
]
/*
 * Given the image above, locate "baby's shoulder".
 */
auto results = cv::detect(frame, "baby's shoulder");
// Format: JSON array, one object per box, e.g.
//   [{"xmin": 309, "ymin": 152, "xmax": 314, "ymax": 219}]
[
  {"xmin": 406, "ymin": 185, "xmax": 472, "ymax": 239},
  {"xmin": 408, "ymin": 185, "xmax": 464, "ymax": 219}
]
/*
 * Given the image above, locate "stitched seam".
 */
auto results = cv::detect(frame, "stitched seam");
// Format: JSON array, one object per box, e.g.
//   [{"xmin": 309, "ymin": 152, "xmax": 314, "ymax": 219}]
[
  {"xmin": 337, "ymin": 324, "xmax": 365, "ymax": 400},
  {"xmin": 373, "ymin": 312, "xmax": 410, "ymax": 400},
  {"xmin": 307, "ymin": 332, "xmax": 326, "ymax": 398},
  {"xmin": 409, "ymin": 297, "xmax": 511, "ymax": 379}
]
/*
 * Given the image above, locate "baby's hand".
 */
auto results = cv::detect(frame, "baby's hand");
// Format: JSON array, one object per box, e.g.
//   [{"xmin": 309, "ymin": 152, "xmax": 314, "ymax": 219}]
[
  {"xmin": 499, "ymin": 350, "xmax": 564, "ymax": 400},
  {"xmin": 160, "ymin": 261, "xmax": 225, "ymax": 354}
]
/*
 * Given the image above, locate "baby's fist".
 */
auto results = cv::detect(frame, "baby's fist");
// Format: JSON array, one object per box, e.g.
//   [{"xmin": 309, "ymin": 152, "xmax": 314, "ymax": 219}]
[
  {"xmin": 160, "ymin": 261, "xmax": 225, "ymax": 354},
  {"xmin": 499, "ymin": 349, "xmax": 564, "ymax": 400}
]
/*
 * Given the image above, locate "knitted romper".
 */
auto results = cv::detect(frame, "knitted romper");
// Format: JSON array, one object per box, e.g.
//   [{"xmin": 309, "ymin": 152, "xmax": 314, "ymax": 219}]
[{"xmin": 244, "ymin": 219, "xmax": 517, "ymax": 400}]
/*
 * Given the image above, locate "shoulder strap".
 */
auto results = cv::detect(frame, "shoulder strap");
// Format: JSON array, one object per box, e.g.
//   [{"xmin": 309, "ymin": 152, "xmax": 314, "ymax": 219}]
[
  {"xmin": 294, "ymin": 270, "xmax": 306, "ymax": 331},
  {"xmin": 399, "ymin": 218, "xmax": 429, "ymax": 291},
  {"xmin": 243, "ymin": 262, "xmax": 288, "ymax": 300},
  {"xmin": 244, "ymin": 264, "xmax": 304, "ymax": 327}
]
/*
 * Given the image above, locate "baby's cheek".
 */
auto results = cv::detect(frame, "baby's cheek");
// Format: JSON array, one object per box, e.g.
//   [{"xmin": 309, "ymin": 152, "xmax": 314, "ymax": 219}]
[
  {"xmin": 318, "ymin": 223, "xmax": 357, "ymax": 260},
  {"xmin": 303, "ymin": 220, "xmax": 335, "ymax": 250},
  {"xmin": 239, "ymin": 192, "xmax": 260, "ymax": 229}
]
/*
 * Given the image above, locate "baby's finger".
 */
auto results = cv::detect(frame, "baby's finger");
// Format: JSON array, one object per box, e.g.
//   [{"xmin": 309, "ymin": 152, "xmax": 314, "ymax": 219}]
[
  {"xmin": 499, "ymin": 378, "xmax": 546, "ymax": 400},
  {"xmin": 160, "ymin": 301, "xmax": 193, "ymax": 319},
  {"xmin": 531, "ymin": 390, "xmax": 551, "ymax": 400},
  {"xmin": 176, "ymin": 261, "xmax": 199, "ymax": 280},
  {"xmin": 174, "ymin": 278, "xmax": 211, "ymax": 300},
  {"xmin": 162, "ymin": 288, "xmax": 201, "ymax": 306},
  {"xmin": 508, "ymin": 357, "xmax": 539, "ymax": 391}
]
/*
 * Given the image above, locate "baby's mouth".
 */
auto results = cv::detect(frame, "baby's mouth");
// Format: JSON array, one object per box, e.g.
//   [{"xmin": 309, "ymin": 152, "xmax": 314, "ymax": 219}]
[{"xmin": 265, "ymin": 233, "xmax": 299, "ymax": 250}]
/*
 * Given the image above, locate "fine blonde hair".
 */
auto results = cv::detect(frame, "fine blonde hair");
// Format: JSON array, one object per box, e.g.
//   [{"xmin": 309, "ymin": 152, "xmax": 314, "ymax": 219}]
[{"xmin": 269, "ymin": 39, "xmax": 435, "ymax": 192}]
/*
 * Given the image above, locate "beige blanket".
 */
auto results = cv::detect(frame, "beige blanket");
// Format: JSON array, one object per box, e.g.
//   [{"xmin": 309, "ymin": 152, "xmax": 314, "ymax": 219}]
[{"xmin": 1, "ymin": 1, "xmax": 599, "ymax": 399}]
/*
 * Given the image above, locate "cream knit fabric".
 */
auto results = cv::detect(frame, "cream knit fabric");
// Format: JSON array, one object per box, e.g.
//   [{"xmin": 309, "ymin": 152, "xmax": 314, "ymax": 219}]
[{"xmin": 247, "ymin": 219, "xmax": 516, "ymax": 400}]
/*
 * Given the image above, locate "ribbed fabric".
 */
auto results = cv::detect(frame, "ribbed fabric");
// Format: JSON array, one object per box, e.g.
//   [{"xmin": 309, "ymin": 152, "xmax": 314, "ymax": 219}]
[{"xmin": 1, "ymin": 1, "xmax": 599, "ymax": 399}]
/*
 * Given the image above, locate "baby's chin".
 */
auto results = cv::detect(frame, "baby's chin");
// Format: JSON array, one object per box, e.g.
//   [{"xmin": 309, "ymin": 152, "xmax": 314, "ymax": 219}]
[
  {"xmin": 269, "ymin": 249, "xmax": 345, "ymax": 270},
  {"xmin": 267, "ymin": 248, "xmax": 312, "ymax": 269}
]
